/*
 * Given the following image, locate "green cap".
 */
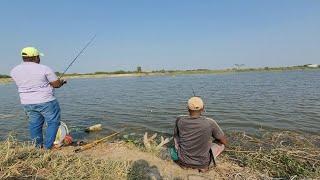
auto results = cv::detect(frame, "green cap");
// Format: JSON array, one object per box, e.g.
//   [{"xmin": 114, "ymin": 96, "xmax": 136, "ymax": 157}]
[{"xmin": 21, "ymin": 47, "xmax": 44, "ymax": 57}]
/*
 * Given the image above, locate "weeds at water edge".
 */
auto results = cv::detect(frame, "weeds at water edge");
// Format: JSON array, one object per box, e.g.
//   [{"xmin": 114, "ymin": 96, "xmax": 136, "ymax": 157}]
[
  {"xmin": 0, "ymin": 136, "xmax": 131, "ymax": 179},
  {"xmin": 225, "ymin": 131, "xmax": 320, "ymax": 179}
]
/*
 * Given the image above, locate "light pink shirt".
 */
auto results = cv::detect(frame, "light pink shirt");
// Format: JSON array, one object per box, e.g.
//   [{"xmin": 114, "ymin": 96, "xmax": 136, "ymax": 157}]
[{"xmin": 10, "ymin": 62, "xmax": 58, "ymax": 105}]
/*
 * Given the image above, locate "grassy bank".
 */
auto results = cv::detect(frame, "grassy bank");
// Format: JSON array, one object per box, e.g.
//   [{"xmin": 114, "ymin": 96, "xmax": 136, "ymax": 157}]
[
  {"xmin": 31, "ymin": 66, "xmax": 320, "ymax": 81},
  {"xmin": 1, "ymin": 131, "xmax": 319, "ymax": 179},
  {"xmin": 226, "ymin": 131, "xmax": 320, "ymax": 179},
  {"xmin": 1, "ymin": 66, "xmax": 319, "ymax": 85},
  {"xmin": 67, "ymin": 66, "xmax": 320, "ymax": 77},
  {"xmin": 0, "ymin": 78, "xmax": 12, "ymax": 84},
  {"xmin": 0, "ymin": 138, "xmax": 130, "ymax": 179}
]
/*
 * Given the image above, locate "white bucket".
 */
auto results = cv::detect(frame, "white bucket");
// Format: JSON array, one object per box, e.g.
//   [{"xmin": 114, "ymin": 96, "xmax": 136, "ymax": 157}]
[{"xmin": 54, "ymin": 121, "xmax": 69, "ymax": 145}]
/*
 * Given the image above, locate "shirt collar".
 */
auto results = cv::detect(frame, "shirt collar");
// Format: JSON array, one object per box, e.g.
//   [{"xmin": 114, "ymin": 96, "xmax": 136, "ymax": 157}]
[{"xmin": 22, "ymin": 62, "xmax": 37, "ymax": 65}]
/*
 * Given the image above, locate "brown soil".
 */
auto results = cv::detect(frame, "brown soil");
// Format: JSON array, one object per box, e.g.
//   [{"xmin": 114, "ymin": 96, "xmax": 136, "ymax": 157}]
[{"xmin": 60, "ymin": 142, "xmax": 266, "ymax": 180}]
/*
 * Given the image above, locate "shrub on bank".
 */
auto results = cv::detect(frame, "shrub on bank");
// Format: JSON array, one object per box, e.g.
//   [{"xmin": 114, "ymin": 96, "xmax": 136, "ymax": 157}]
[{"xmin": 0, "ymin": 74, "xmax": 10, "ymax": 78}]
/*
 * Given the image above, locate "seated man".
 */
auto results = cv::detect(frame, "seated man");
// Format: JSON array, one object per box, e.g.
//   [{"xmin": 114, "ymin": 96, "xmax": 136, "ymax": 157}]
[{"xmin": 173, "ymin": 97, "xmax": 227, "ymax": 171}]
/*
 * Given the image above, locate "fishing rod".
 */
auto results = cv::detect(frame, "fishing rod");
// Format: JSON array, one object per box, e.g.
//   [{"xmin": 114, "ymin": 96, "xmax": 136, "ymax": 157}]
[
  {"xmin": 192, "ymin": 87, "xmax": 196, "ymax": 97},
  {"xmin": 59, "ymin": 34, "xmax": 97, "ymax": 79},
  {"xmin": 191, "ymin": 86, "xmax": 208, "ymax": 113}
]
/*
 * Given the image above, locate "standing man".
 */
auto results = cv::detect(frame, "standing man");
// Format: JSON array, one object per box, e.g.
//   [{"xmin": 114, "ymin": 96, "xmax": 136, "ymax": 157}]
[
  {"xmin": 173, "ymin": 96, "xmax": 227, "ymax": 172},
  {"xmin": 11, "ymin": 47, "xmax": 66, "ymax": 149}
]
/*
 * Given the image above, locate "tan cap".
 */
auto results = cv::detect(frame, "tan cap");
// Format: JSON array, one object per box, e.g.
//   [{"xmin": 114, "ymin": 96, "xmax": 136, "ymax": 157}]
[{"xmin": 188, "ymin": 97, "xmax": 204, "ymax": 111}]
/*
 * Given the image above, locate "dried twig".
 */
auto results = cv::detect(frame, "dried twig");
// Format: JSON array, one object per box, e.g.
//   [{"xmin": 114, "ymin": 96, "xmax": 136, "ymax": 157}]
[
  {"xmin": 143, "ymin": 132, "xmax": 157, "ymax": 150},
  {"xmin": 143, "ymin": 132, "xmax": 172, "ymax": 150},
  {"xmin": 156, "ymin": 136, "xmax": 171, "ymax": 150}
]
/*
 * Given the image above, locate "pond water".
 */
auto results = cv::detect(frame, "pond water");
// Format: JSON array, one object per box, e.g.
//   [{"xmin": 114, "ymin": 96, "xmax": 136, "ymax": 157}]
[{"xmin": 0, "ymin": 70, "xmax": 319, "ymax": 141}]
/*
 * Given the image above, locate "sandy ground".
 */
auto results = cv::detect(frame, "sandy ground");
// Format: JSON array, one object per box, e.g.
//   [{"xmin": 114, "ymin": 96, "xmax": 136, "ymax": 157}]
[
  {"xmin": 0, "ymin": 78, "xmax": 12, "ymax": 84},
  {"xmin": 60, "ymin": 142, "xmax": 266, "ymax": 180}
]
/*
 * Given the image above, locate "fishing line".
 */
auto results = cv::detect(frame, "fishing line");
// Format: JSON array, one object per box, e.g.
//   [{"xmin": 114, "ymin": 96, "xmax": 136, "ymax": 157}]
[{"xmin": 59, "ymin": 34, "xmax": 97, "ymax": 79}]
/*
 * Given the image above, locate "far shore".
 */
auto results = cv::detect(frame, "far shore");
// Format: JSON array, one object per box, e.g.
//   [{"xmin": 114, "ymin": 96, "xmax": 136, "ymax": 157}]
[
  {"xmin": 1, "ymin": 66, "xmax": 319, "ymax": 85},
  {"xmin": 0, "ymin": 78, "xmax": 12, "ymax": 84}
]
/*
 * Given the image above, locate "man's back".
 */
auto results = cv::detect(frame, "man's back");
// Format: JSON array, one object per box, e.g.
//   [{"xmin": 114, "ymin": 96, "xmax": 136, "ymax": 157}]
[
  {"xmin": 11, "ymin": 62, "xmax": 58, "ymax": 105},
  {"xmin": 174, "ymin": 115, "xmax": 224, "ymax": 168}
]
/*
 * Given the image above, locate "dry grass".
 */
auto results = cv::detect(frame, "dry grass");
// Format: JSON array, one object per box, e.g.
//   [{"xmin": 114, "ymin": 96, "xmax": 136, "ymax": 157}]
[
  {"xmin": 119, "ymin": 131, "xmax": 320, "ymax": 179},
  {"xmin": 0, "ymin": 136, "xmax": 131, "ymax": 179},
  {"xmin": 225, "ymin": 131, "xmax": 320, "ymax": 179},
  {"xmin": 0, "ymin": 78, "xmax": 12, "ymax": 84},
  {"xmin": 1, "ymin": 131, "xmax": 319, "ymax": 179}
]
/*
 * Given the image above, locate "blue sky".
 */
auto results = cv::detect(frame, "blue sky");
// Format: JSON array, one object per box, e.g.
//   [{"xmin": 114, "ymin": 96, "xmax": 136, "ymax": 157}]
[{"xmin": 1, "ymin": 0, "xmax": 319, "ymax": 74}]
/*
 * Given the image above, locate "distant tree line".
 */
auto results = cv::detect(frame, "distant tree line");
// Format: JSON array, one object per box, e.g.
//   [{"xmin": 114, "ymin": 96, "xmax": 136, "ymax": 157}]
[
  {"xmin": 93, "ymin": 66, "xmax": 144, "ymax": 75},
  {"xmin": 151, "ymin": 69, "xmax": 211, "ymax": 73},
  {"xmin": 94, "ymin": 70, "xmax": 137, "ymax": 75},
  {"xmin": 54, "ymin": 65, "xmax": 319, "ymax": 77},
  {"xmin": 232, "ymin": 65, "xmax": 320, "ymax": 72},
  {"xmin": 0, "ymin": 74, "xmax": 10, "ymax": 78}
]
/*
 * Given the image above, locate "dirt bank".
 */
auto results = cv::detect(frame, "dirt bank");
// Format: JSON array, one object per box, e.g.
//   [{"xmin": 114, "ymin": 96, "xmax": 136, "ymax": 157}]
[
  {"xmin": 1, "ymin": 131, "xmax": 319, "ymax": 179},
  {"xmin": 60, "ymin": 142, "xmax": 264, "ymax": 180}
]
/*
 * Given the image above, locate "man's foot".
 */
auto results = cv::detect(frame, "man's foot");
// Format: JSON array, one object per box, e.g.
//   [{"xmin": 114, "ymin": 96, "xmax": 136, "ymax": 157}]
[
  {"xmin": 198, "ymin": 167, "xmax": 210, "ymax": 173},
  {"xmin": 50, "ymin": 144, "xmax": 63, "ymax": 150}
]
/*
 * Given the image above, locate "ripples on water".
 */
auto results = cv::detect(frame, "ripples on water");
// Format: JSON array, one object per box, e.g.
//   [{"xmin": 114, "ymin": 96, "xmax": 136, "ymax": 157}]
[{"xmin": 0, "ymin": 70, "xmax": 319, "ymax": 140}]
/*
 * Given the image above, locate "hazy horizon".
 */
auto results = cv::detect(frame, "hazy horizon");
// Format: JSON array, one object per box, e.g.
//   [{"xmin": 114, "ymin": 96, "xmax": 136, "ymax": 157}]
[
  {"xmin": 2, "ymin": 64, "xmax": 315, "ymax": 76},
  {"xmin": 1, "ymin": 1, "xmax": 319, "ymax": 74}
]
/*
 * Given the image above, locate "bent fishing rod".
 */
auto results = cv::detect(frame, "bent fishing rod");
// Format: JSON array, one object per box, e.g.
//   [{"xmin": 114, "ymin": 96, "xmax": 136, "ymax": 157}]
[{"xmin": 59, "ymin": 34, "xmax": 97, "ymax": 79}]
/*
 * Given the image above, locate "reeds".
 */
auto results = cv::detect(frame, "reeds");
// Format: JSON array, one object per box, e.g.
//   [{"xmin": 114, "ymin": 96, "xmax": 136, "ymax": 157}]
[{"xmin": 225, "ymin": 131, "xmax": 320, "ymax": 179}]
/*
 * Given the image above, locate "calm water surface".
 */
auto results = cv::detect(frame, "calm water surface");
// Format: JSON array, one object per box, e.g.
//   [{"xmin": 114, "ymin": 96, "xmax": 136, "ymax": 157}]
[{"xmin": 0, "ymin": 70, "xmax": 319, "ymax": 141}]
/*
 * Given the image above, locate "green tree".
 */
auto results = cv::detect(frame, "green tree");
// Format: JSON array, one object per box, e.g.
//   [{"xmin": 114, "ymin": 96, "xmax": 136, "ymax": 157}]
[
  {"xmin": 137, "ymin": 66, "xmax": 142, "ymax": 73},
  {"xmin": 55, "ymin": 72, "xmax": 61, "ymax": 76},
  {"xmin": 0, "ymin": 74, "xmax": 10, "ymax": 78}
]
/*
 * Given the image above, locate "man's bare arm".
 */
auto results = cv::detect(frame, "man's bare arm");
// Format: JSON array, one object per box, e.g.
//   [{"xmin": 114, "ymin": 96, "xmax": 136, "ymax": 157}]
[
  {"xmin": 50, "ymin": 79, "xmax": 67, "ymax": 88},
  {"xmin": 173, "ymin": 125, "xmax": 179, "ymax": 150},
  {"xmin": 209, "ymin": 118, "xmax": 228, "ymax": 146}
]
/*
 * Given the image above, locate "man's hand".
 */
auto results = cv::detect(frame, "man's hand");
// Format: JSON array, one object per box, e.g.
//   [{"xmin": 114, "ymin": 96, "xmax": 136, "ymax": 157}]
[
  {"xmin": 214, "ymin": 136, "xmax": 227, "ymax": 146},
  {"xmin": 217, "ymin": 136, "xmax": 228, "ymax": 146},
  {"xmin": 61, "ymin": 79, "xmax": 67, "ymax": 85},
  {"xmin": 50, "ymin": 79, "xmax": 67, "ymax": 88}
]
